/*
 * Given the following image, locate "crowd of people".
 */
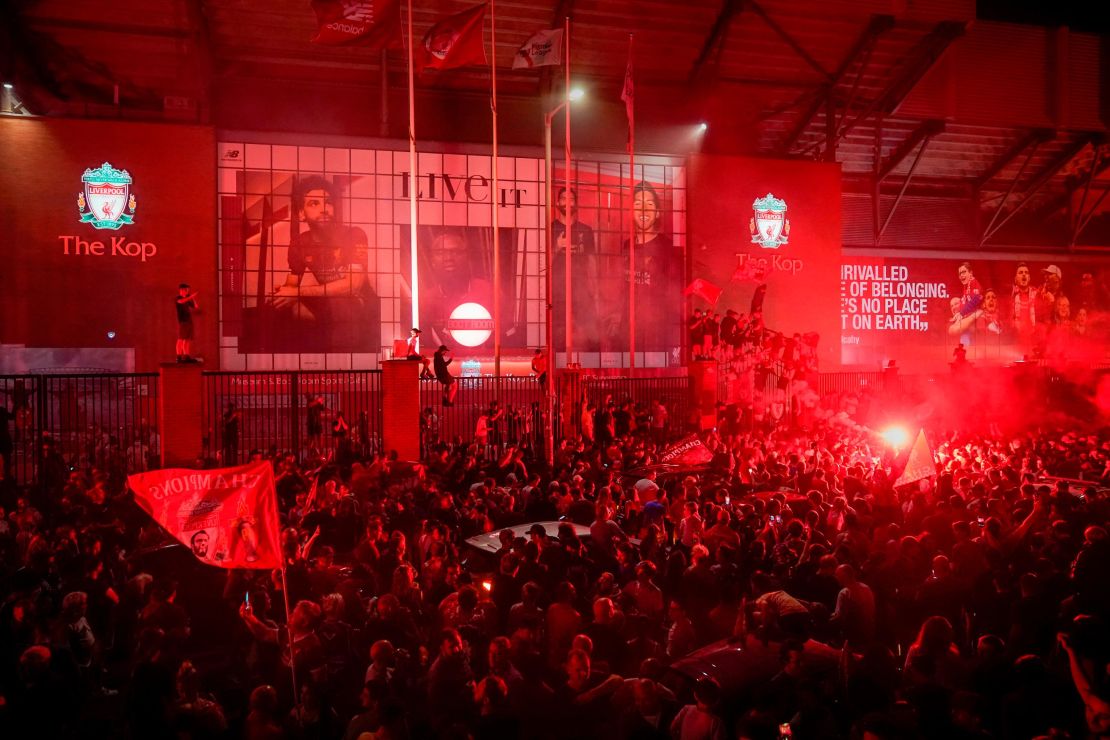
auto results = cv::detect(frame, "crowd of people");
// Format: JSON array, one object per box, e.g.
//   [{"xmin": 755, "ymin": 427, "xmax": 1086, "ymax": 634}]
[
  {"xmin": 3, "ymin": 392, "xmax": 1110, "ymax": 740},
  {"xmin": 688, "ymin": 301, "xmax": 821, "ymax": 433},
  {"xmin": 690, "ymin": 303, "xmax": 819, "ymax": 379}
]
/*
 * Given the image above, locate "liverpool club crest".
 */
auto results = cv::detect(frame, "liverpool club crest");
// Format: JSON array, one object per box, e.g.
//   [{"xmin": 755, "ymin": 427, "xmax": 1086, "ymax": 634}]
[
  {"xmin": 77, "ymin": 162, "xmax": 136, "ymax": 230},
  {"xmin": 750, "ymin": 193, "xmax": 789, "ymax": 249}
]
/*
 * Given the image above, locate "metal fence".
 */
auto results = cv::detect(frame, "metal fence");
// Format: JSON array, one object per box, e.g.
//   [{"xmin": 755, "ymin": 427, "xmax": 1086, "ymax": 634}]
[
  {"xmin": 580, "ymin": 375, "xmax": 691, "ymax": 433},
  {"xmin": 202, "ymin": 371, "xmax": 383, "ymax": 464},
  {"xmin": 816, "ymin": 371, "xmax": 890, "ymax": 396},
  {"xmin": 1, "ymin": 373, "xmax": 160, "ymax": 486},
  {"xmin": 418, "ymin": 376, "xmax": 545, "ymax": 453}
]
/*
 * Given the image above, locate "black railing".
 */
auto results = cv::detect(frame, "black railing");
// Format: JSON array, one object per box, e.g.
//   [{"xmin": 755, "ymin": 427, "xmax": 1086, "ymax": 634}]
[
  {"xmin": 816, "ymin": 371, "xmax": 888, "ymax": 396},
  {"xmin": 418, "ymin": 376, "xmax": 545, "ymax": 454},
  {"xmin": 201, "ymin": 371, "xmax": 383, "ymax": 465},
  {"xmin": 580, "ymin": 375, "xmax": 691, "ymax": 435},
  {"xmin": 0, "ymin": 373, "xmax": 160, "ymax": 486}
]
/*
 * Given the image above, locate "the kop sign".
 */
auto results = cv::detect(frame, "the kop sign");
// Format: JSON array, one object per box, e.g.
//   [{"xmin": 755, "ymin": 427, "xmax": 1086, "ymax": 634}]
[{"xmin": 59, "ymin": 162, "xmax": 159, "ymax": 261}]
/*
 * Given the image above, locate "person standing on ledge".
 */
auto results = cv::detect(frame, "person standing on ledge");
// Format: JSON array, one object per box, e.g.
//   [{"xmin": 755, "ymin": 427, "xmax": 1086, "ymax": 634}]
[{"xmin": 175, "ymin": 283, "xmax": 200, "ymax": 363}]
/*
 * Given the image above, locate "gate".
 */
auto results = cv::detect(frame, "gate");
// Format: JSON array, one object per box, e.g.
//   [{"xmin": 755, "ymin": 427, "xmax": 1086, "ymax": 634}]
[
  {"xmin": 418, "ymin": 376, "xmax": 544, "ymax": 453},
  {"xmin": 581, "ymin": 375, "xmax": 691, "ymax": 435},
  {"xmin": 1, "ymin": 373, "xmax": 160, "ymax": 487},
  {"xmin": 202, "ymin": 371, "xmax": 383, "ymax": 464}
]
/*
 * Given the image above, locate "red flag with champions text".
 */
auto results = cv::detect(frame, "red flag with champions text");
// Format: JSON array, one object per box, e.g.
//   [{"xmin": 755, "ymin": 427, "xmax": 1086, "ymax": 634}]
[
  {"xmin": 127, "ymin": 461, "xmax": 282, "ymax": 569},
  {"xmin": 659, "ymin": 434, "xmax": 714, "ymax": 466},
  {"xmin": 310, "ymin": 0, "xmax": 400, "ymax": 46},
  {"xmin": 422, "ymin": 3, "xmax": 488, "ymax": 71}
]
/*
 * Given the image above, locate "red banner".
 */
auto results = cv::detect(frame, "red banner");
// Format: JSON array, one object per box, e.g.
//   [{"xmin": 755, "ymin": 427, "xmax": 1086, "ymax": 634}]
[
  {"xmin": 659, "ymin": 434, "xmax": 714, "ymax": 466},
  {"xmin": 311, "ymin": 0, "xmax": 400, "ymax": 47},
  {"xmin": 128, "ymin": 461, "xmax": 282, "ymax": 569}
]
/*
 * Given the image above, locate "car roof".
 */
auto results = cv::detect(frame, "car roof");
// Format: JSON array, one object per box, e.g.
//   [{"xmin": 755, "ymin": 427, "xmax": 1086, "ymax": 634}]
[
  {"xmin": 1038, "ymin": 476, "xmax": 1108, "ymax": 496},
  {"xmin": 463, "ymin": 521, "xmax": 590, "ymax": 555},
  {"xmin": 667, "ymin": 635, "xmax": 842, "ymax": 698}
]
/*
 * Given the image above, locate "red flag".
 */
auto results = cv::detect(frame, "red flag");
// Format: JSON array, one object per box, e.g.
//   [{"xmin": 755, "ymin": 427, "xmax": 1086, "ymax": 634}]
[
  {"xmin": 310, "ymin": 0, "xmax": 400, "ymax": 47},
  {"xmin": 659, "ymin": 435, "xmax": 714, "ymax": 466},
  {"xmin": 621, "ymin": 38, "xmax": 634, "ymax": 152},
  {"xmin": 894, "ymin": 430, "xmax": 936, "ymax": 488},
  {"xmin": 128, "ymin": 461, "xmax": 282, "ymax": 569},
  {"xmin": 684, "ymin": 278, "xmax": 722, "ymax": 305},
  {"xmin": 421, "ymin": 3, "xmax": 487, "ymax": 71}
]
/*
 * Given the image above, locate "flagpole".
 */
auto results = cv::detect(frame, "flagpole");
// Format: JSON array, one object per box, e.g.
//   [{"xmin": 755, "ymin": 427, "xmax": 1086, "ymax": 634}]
[
  {"xmin": 627, "ymin": 34, "xmax": 636, "ymax": 374},
  {"xmin": 271, "ymin": 459, "xmax": 298, "ymax": 707},
  {"xmin": 563, "ymin": 15, "xmax": 573, "ymax": 366},
  {"xmin": 256, "ymin": 198, "xmax": 270, "ymax": 305},
  {"xmin": 406, "ymin": 0, "xmax": 420, "ymax": 335},
  {"xmin": 279, "ymin": 564, "xmax": 299, "ymax": 708},
  {"xmin": 491, "ymin": 0, "xmax": 501, "ymax": 376}
]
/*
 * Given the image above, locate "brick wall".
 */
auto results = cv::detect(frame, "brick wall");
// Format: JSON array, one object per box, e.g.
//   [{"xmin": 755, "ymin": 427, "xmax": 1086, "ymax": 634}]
[
  {"xmin": 381, "ymin": 360, "xmax": 421, "ymax": 460},
  {"xmin": 160, "ymin": 363, "xmax": 205, "ymax": 467}
]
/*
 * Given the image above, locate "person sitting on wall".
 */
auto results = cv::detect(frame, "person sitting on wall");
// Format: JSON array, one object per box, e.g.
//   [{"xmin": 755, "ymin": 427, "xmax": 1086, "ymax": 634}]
[
  {"xmin": 406, "ymin": 328, "xmax": 434, "ymax": 379},
  {"xmin": 531, "ymin": 349, "xmax": 548, "ymax": 388}
]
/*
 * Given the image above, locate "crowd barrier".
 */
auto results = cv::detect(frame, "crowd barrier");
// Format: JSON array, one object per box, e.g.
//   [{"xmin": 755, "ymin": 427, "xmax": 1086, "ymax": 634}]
[{"xmin": 0, "ymin": 373, "xmax": 159, "ymax": 486}]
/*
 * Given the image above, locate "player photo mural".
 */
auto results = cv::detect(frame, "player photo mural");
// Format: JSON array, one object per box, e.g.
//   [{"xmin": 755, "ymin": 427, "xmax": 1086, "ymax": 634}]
[
  {"xmin": 552, "ymin": 186, "xmax": 600, "ymax": 352},
  {"xmin": 401, "ymin": 225, "xmax": 521, "ymax": 351},
  {"xmin": 238, "ymin": 175, "xmax": 381, "ymax": 353},
  {"xmin": 548, "ymin": 165, "xmax": 687, "ymax": 363},
  {"xmin": 219, "ymin": 143, "xmax": 686, "ymax": 368},
  {"xmin": 610, "ymin": 181, "xmax": 683, "ymax": 358}
]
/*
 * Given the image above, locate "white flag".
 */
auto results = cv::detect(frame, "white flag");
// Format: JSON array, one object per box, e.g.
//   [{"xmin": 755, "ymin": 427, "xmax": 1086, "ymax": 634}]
[
  {"xmin": 512, "ymin": 28, "xmax": 564, "ymax": 69},
  {"xmin": 894, "ymin": 430, "xmax": 936, "ymax": 488}
]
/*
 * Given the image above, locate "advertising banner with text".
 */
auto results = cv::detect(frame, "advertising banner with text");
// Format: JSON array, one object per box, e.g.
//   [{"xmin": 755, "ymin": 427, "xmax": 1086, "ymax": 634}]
[{"xmin": 839, "ymin": 255, "xmax": 1110, "ymax": 369}]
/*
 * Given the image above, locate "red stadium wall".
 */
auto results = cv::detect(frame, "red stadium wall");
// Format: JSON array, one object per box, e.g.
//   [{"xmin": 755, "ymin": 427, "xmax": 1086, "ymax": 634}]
[
  {"xmin": 0, "ymin": 118, "xmax": 217, "ymax": 372},
  {"xmin": 688, "ymin": 154, "xmax": 843, "ymax": 369}
]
